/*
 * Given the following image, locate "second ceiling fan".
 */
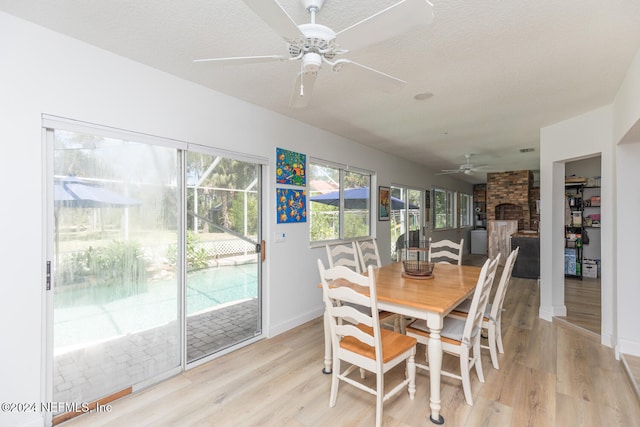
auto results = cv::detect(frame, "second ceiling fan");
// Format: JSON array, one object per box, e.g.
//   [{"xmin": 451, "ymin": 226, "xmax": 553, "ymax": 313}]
[
  {"xmin": 438, "ymin": 154, "xmax": 489, "ymax": 175},
  {"xmin": 195, "ymin": 0, "xmax": 434, "ymax": 107}
]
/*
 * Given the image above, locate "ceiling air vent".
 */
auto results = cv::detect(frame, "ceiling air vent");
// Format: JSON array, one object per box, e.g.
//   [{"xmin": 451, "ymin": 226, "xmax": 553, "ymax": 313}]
[{"xmin": 520, "ymin": 148, "xmax": 535, "ymax": 153}]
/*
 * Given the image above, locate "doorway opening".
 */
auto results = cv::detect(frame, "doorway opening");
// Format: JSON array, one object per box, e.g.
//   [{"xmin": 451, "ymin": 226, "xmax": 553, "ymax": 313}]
[{"xmin": 559, "ymin": 155, "xmax": 602, "ymax": 334}]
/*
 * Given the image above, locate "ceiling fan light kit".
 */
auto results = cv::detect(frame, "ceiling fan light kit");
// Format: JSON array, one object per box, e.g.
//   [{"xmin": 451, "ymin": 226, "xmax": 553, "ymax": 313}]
[{"xmin": 195, "ymin": 0, "xmax": 434, "ymax": 107}]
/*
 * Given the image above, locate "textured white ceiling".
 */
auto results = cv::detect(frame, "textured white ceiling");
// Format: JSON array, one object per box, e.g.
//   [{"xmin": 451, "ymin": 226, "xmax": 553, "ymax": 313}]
[{"xmin": 3, "ymin": 0, "xmax": 640, "ymax": 183}]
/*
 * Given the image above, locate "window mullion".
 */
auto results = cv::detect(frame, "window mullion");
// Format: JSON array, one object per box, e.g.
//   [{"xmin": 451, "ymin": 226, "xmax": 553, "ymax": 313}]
[{"xmin": 339, "ymin": 169, "xmax": 345, "ymax": 239}]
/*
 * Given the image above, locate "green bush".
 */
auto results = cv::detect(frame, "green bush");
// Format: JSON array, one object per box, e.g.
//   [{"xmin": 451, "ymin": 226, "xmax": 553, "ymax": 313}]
[
  {"xmin": 58, "ymin": 240, "xmax": 147, "ymax": 291},
  {"xmin": 167, "ymin": 231, "xmax": 208, "ymax": 271}
]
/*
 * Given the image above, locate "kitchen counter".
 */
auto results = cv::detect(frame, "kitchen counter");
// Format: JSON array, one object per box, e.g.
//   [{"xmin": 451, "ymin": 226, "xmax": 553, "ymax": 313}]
[
  {"xmin": 511, "ymin": 231, "xmax": 540, "ymax": 279},
  {"xmin": 511, "ymin": 231, "xmax": 539, "ymax": 238}
]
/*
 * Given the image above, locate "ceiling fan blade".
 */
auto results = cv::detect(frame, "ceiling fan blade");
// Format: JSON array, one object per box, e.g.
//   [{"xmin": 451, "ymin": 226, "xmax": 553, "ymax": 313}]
[
  {"xmin": 336, "ymin": 0, "xmax": 434, "ymax": 52},
  {"xmin": 332, "ymin": 59, "xmax": 405, "ymax": 92},
  {"xmin": 436, "ymin": 170, "xmax": 460, "ymax": 175},
  {"xmin": 289, "ymin": 72, "xmax": 318, "ymax": 108},
  {"xmin": 241, "ymin": 0, "xmax": 304, "ymax": 41},
  {"xmin": 193, "ymin": 55, "xmax": 288, "ymax": 65}
]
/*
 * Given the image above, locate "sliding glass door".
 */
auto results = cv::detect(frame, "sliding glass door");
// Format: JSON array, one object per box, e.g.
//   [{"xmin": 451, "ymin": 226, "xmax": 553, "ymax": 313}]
[
  {"xmin": 390, "ymin": 186, "xmax": 423, "ymax": 260},
  {"xmin": 46, "ymin": 121, "xmax": 263, "ymax": 422},
  {"xmin": 185, "ymin": 151, "xmax": 262, "ymax": 363},
  {"xmin": 50, "ymin": 128, "xmax": 181, "ymax": 409}
]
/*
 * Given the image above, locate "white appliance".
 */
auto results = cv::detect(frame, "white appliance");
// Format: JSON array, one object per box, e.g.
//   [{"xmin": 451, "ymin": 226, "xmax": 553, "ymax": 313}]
[{"xmin": 471, "ymin": 229, "xmax": 487, "ymax": 255}]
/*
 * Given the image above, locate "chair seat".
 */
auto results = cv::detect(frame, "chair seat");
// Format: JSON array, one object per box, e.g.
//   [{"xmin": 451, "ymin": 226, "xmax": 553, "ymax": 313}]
[
  {"xmin": 378, "ymin": 310, "xmax": 398, "ymax": 321},
  {"xmin": 406, "ymin": 318, "xmax": 480, "ymax": 345},
  {"xmin": 451, "ymin": 299, "xmax": 494, "ymax": 321},
  {"xmin": 341, "ymin": 325, "xmax": 417, "ymax": 363},
  {"xmin": 345, "ymin": 303, "xmax": 398, "ymax": 326}
]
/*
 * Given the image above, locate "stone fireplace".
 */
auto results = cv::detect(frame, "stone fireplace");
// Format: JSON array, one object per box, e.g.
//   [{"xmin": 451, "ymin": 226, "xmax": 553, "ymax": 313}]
[{"xmin": 486, "ymin": 170, "xmax": 533, "ymax": 230}]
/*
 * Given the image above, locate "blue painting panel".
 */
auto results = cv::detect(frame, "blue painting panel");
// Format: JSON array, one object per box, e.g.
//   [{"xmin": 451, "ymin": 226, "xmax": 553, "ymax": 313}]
[{"xmin": 276, "ymin": 188, "xmax": 307, "ymax": 223}]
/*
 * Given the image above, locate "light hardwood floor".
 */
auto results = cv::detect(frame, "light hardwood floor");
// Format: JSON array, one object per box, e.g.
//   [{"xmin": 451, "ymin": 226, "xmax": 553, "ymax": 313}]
[
  {"xmin": 63, "ymin": 276, "xmax": 640, "ymax": 427},
  {"xmin": 559, "ymin": 276, "xmax": 601, "ymax": 335},
  {"xmin": 560, "ymin": 275, "xmax": 640, "ymax": 406}
]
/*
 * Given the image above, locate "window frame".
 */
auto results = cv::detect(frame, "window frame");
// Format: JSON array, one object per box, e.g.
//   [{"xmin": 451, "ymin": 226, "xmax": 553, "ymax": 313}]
[
  {"xmin": 459, "ymin": 193, "xmax": 473, "ymax": 228},
  {"xmin": 309, "ymin": 158, "xmax": 374, "ymax": 244},
  {"xmin": 433, "ymin": 187, "xmax": 457, "ymax": 230}
]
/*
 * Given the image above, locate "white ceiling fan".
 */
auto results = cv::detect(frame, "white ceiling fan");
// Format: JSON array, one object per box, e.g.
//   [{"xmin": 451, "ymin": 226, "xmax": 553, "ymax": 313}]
[
  {"xmin": 437, "ymin": 154, "xmax": 489, "ymax": 175},
  {"xmin": 194, "ymin": 0, "xmax": 434, "ymax": 108}
]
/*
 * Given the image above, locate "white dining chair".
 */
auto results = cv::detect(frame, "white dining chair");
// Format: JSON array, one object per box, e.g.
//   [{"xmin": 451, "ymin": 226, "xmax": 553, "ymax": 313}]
[
  {"xmin": 405, "ymin": 253, "xmax": 500, "ymax": 406},
  {"xmin": 326, "ymin": 242, "xmax": 401, "ymax": 332},
  {"xmin": 318, "ymin": 259, "xmax": 417, "ymax": 427},
  {"xmin": 449, "ymin": 247, "xmax": 519, "ymax": 369},
  {"xmin": 428, "ymin": 237, "xmax": 464, "ymax": 265}
]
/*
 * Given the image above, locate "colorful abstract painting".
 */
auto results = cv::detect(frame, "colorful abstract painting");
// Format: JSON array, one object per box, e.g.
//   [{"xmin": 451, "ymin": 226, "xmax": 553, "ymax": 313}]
[
  {"xmin": 276, "ymin": 148, "xmax": 306, "ymax": 186},
  {"xmin": 276, "ymin": 188, "xmax": 307, "ymax": 223}
]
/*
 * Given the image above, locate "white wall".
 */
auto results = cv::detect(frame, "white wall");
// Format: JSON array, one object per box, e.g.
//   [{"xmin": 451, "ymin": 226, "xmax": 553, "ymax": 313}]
[
  {"xmin": 0, "ymin": 12, "xmax": 472, "ymax": 427},
  {"xmin": 614, "ymin": 48, "xmax": 640, "ymax": 357},
  {"xmin": 617, "ymin": 141, "xmax": 640, "ymax": 356},
  {"xmin": 540, "ymin": 47, "xmax": 640, "ymax": 356},
  {"xmin": 539, "ymin": 106, "xmax": 614, "ymax": 348}
]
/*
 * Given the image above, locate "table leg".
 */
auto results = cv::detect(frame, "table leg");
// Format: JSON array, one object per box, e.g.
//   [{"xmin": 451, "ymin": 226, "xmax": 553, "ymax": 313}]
[
  {"xmin": 427, "ymin": 313, "xmax": 445, "ymax": 424},
  {"xmin": 322, "ymin": 308, "xmax": 332, "ymax": 374}
]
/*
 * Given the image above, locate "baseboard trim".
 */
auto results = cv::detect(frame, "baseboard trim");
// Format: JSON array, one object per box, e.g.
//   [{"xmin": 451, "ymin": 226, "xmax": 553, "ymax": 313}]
[
  {"xmin": 552, "ymin": 316, "xmax": 600, "ymax": 341},
  {"xmin": 540, "ymin": 304, "xmax": 567, "ymax": 321}
]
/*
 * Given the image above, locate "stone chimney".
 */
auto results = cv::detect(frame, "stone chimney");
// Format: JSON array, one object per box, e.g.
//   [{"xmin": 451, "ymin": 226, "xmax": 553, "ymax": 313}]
[{"xmin": 486, "ymin": 170, "xmax": 533, "ymax": 230}]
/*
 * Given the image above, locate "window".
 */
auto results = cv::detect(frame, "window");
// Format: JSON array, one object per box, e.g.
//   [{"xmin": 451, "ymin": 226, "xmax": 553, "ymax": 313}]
[
  {"xmin": 433, "ymin": 187, "xmax": 456, "ymax": 229},
  {"xmin": 309, "ymin": 161, "xmax": 372, "ymax": 242},
  {"xmin": 459, "ymin": 193, "xmax": 473, "ymax": 227}
]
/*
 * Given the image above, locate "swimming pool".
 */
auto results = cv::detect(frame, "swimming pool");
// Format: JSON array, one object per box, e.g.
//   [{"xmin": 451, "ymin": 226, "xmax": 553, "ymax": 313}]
[
  {"xmin": 186, "ymin": 263, "xmax": 258, "ymax": 314},
  {"xmin": 54, "ymin": 263, "xmax": 258, "ymax": 351}
]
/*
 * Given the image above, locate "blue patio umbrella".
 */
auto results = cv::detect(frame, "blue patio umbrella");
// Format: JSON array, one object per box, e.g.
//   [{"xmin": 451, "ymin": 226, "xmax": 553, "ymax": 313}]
[
  {"xmin": 53, "ymin": 177, "xmax": 141, "ymax": 266},
  {"xmin": 310, "ymin": 187, "xmax": 418, "ymax": 209},
  {"xmin": 54, "ymin": 176, "xmax": 141, "ymax": 207}
]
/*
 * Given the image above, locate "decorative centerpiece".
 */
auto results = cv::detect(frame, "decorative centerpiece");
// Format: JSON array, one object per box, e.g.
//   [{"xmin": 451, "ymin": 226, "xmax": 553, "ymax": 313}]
[{"xmin": 402, "ymin": 260, "xmax": 435, "ymax": 280}]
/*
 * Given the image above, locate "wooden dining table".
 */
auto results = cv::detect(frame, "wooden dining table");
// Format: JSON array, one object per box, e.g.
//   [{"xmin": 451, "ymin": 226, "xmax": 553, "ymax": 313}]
[{"xmin": 321, "ymin": 261, "xmax": 482, "ymax": 425}]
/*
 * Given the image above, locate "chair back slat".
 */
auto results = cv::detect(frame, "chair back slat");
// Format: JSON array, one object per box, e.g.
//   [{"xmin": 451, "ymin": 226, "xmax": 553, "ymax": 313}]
[
  {"xmin": 428, "ymin": 238, "xmax": 464, "ymax": 265},
  {"xmin": 356, "ymin": 239, "xmax": 382, "ymax": 271},
  {"xmin": 334, "ymin": 323, "xmax": 376, "ymax": 347},
  {"xmin": 326, "ymin": 242, "xmax": 361, "ymax": 273}
]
